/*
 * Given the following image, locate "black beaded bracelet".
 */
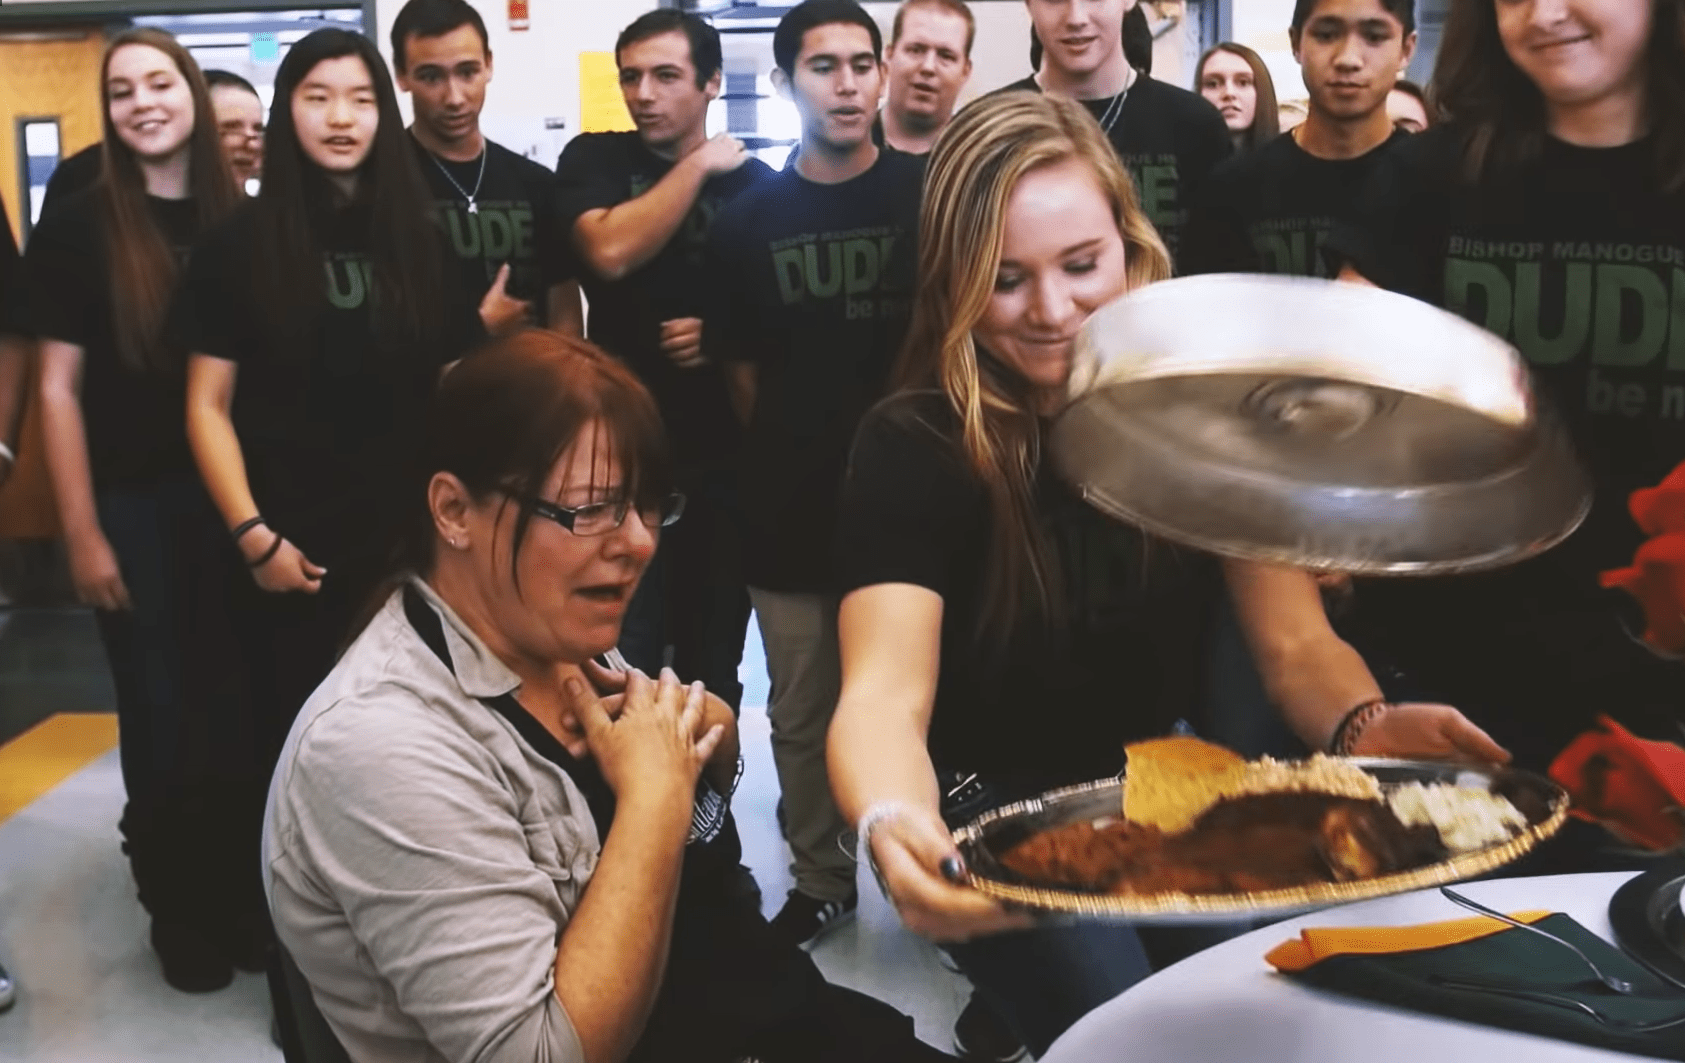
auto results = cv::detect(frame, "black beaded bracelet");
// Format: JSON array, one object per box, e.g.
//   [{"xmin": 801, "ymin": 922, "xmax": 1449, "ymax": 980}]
[
  {"xmin": 231, "ymin": 515, "xmax": 268, "ymax": 542},
  {"xmin": 247, "ymin": 531, "xmax": 285, "ymax": 568},
  {"xmin": 1328, "ymin": 698, "xmax": 1391, "ymax": 756}
]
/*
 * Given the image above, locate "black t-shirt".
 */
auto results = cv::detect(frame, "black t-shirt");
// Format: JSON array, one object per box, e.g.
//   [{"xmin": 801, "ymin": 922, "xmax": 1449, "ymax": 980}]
[
  {"xmin": 704, "ymin": 149, "xmax": 925, "ymax": 592},
  {"xmin": 411, "ymin": 134, "xmax": 573, "ymax": 322},
  {"xmin": 41, "ymin": 143, "xmax": 103, "ymax": 220},
  {"xmin": 998, "ymin": 74, "xmax": 1232, "ymax": 265},
  {"xmin": 555, "ymin": 132, "xmax": 772, "ymax": 471},
  {"xmin": 1326, "ymin": 125, "xmax": 1685, "ymax": 767},
  {"xmin": 176, "ymin": 202, "xmax": 482, "ymax": 568},
  {"xmin": 839, "ymin": 390, "xmax": 1220, "ymax": 788},
  {"xmin": 0, "ymin": 197, "xmax": 21, "ymax": 336},
  {"xmin": 25, "ymin": 188, "xmax": 200, "ymax": 486},
  {"xmin": 1182, "ymin": 128, "xmax": 1408, "ymax": 277}
]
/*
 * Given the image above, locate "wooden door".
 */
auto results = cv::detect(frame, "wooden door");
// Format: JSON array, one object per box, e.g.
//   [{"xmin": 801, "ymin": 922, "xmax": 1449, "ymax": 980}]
[{"xmin": 0, "ymin": 28, "xmax": 105, "ymax": 539}]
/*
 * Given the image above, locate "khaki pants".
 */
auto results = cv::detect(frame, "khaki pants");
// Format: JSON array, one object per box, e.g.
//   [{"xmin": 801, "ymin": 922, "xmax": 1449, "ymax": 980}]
[{"xmin": 748, "ymin": 588, "xmax": 856, "ymax": 902}]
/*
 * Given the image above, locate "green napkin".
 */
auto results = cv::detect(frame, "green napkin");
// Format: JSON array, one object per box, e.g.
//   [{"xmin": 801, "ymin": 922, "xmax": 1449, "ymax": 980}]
[{"xmin": 1282, "ymin": 914, "xmax": 1685, "ymax": 1059}]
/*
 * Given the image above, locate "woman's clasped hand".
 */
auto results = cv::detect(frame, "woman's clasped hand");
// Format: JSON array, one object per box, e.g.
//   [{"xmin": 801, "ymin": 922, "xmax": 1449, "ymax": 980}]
[{"xmin": 562, "ymin": 665, "xmax": 724, "ymax": 826}]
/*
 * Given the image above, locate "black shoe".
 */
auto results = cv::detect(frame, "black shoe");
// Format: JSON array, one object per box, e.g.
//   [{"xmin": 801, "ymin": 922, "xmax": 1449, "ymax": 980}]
[
  {"xmin": 151, "ymin": 920, "xmax": 233, "ymax": 994},
  {"xmin": 0, "ymin": 960, "xmax": 14, "ymax": 1012},
  {"xmin": 768, "ymin": 888, "xmax": 856, "ymax": 948},
  {"xmin": 953, "ymin": 993, "xmax": 1027, "ymax": 1062}
]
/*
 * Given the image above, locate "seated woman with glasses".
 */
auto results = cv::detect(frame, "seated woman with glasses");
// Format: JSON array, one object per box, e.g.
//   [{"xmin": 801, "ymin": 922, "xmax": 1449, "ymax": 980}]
[{"xmin": 262, "ymin": 328, "xmax": 951, "ymax": 1063}]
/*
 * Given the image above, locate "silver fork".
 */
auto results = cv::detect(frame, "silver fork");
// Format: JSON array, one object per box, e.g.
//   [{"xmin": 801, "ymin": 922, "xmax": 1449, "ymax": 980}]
[
  {"xmin": 1439, "ymin": 886, "xmax": 1635, "ymax": 995},
  {"xmin": 1428, "ymin": 976, "xmax": 1685, "ymax": 1032}
]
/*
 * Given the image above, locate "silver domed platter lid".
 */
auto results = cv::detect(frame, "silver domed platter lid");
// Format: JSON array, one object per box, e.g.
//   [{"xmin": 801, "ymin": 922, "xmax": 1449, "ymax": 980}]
[{"xmin": 1051, "ymin": 274, "xmax": 1592, "ymax": 574}]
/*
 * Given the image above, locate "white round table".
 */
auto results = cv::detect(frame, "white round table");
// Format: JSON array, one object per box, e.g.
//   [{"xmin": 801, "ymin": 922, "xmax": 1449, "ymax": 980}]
[{"xmin": 1041, "ymin": 872, "xmax": 1649, "ymax": 1063}]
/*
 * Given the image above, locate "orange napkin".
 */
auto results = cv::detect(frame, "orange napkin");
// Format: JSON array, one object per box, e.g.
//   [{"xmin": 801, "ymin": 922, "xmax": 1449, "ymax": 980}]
[
  {"xmin": 1602, "ymin": 460, "xmax": 1685, "ymax": 654},
  {"xmin": 1266, "ymin": 911, "xmax": 1552, "ymax": 972},
  {"xmin": 1550, "ymin": 714, "xmax": 1685, "ymax": 852}
]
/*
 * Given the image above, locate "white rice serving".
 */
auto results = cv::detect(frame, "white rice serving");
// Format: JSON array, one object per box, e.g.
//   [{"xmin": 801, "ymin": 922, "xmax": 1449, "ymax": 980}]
[{"xmin": 1387, "ymin": 782, "xmax": 1527, "ymax": 852}]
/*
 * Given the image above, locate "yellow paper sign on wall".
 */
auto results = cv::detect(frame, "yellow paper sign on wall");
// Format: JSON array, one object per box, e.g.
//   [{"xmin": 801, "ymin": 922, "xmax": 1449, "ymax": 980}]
[{"xmin": 580, "ymin": 52, "xmax": 634, "ymax": 133}]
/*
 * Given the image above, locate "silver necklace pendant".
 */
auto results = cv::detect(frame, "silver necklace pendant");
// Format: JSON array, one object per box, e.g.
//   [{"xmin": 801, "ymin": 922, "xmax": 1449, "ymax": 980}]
[{"xmin": 467, "ymin": 199, "xmax": 479, "ymax": 215}]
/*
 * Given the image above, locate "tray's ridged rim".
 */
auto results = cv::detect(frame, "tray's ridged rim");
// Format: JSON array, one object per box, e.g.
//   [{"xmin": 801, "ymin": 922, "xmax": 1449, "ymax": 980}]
[{"xmin": 952, "ymin": 768, "xmax": 1570, "ymax": 919}]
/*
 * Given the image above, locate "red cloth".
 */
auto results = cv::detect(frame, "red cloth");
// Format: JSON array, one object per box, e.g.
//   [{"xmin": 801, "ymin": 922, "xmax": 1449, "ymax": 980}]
[
  {"xmin": 1600, "ymin": 460, "xmax": 1685, "ymax": 655},
  {"xmin": 1549, "ymin": 715, "xmax": 1685, "ymax": 852}
]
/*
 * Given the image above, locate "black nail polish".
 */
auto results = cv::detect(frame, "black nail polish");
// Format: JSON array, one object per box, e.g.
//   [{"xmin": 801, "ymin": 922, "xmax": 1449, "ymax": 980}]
[{"xmin": 939, "ymin": 856, "xmax": 965, "ymax": 883}]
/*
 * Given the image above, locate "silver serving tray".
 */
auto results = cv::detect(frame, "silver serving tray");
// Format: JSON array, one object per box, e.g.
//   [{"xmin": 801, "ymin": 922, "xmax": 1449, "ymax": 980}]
[{"xmin": 952, "ymin": 758, "xmax": 1569, "ymax": 926}]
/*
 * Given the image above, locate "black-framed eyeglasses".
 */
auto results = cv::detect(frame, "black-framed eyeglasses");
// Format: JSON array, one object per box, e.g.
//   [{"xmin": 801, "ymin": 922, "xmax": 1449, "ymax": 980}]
[{"xmin": 515, "ymin": 491, "xmax": 685, "ymax": 536}]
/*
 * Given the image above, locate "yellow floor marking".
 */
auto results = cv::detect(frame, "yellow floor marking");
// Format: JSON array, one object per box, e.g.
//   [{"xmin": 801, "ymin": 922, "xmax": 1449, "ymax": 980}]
[{"xmin": 0, "ymin": 713, "xmax": 119, "ymax": 824}]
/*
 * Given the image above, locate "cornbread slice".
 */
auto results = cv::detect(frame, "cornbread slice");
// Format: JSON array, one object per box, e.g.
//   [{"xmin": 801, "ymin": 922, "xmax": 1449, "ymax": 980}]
[
  {"xmin": 1124, "ymin": 738, "xmax": 1384, "ymax": 833},
  {"xmin": 1122, "ymin": 737, "xmax": 1247, "ymax": 832}
]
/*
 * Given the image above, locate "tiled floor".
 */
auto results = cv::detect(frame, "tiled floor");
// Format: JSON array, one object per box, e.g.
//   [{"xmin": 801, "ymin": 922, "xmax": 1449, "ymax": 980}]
[{"xmin": 0, "ymin": 610, "xmax": 969, "ymax": 1061}]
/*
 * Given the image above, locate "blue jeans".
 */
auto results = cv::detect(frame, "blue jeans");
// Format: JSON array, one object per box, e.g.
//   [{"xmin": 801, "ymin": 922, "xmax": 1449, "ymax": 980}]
[
  {"xmin": 93, "ymin": 475, "xmax": 223, "ymax": 925},
  {"xmin": 946, "ymin": 921, "xmax": 1153, "ymax": 1056}
]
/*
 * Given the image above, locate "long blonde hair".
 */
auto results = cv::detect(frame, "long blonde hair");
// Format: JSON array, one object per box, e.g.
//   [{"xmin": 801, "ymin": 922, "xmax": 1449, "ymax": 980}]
[{"xmin": 893, "ymin": 90, "xmax": 1171, "ymax": 646}]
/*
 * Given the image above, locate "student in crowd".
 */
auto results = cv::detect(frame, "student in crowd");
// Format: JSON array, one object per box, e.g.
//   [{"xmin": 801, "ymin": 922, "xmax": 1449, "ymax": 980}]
[
  {"xmin": 881, "ymin": 0, "xmax": 975, "ymax": 156},
  {"xmin": 264, "ymin": 329, "xmax": 953, "ymax": 1063},
  {"xmin": 556, "ymin": 9, "xmax": 770, "ymax": 712},
  {"xmin": 42, "ymin": 68, "xmax": 261, "ymax": 215},
  {"xmin": 1183, "ymin": 0, "xmax": 1417, "ymax": 278},
  {"xmin": 706, "ymin": 0, "xmax": 925, "ymax": 948},
  {"xmin": 1327, "ymin": 0, "xmax": 1685, "ymax": 796},
  {"xmin": 786, "ymin": 0, "xmax": 972, "ymax": 169},
  {"xmin": 206, "ymin": 70, "xmax": 265, "ymax": 189},
  {"xmin": 828, "ymin": 90, "xmax": 1508, "ymax": 1061},
  {"xmin": 1004, "ymin": 0, "xmax": 1232, "ymax": 264},
  {"xmin": 1197, "ymin": 41, "xmax": 1281, "ymax": 152},
  {"xmin": 1387, "ymin": 76, "xmax": 1430, "ymax": 131},
  {"xmin": 1029, "ymin": 0, "xmax": 1155, "ymax": 74},
  {"xmin": 180, "ymin": 27, "xmax": 482, "ymax": 954},
  {"xmin": 393, "ymin": 0, "xmax": 584, "ymax": 337},
  {"xmin": 30, "ymin": 29, "xmax": 241, "ymax": 992}
]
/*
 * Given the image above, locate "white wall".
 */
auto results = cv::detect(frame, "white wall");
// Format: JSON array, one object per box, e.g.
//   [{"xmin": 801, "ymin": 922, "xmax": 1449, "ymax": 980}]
[
  {"xmin": 377, "ymin": 0, "xmax": 659, "ymax": 166},
  {"xmin": 1228, "ymin": 0, "xmax": 1308, "ymax": 107}
]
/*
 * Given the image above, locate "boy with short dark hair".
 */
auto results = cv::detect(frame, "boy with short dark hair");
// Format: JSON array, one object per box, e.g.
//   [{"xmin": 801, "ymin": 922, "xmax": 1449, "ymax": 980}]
[
  {"xmin": 554, "ymin": 8, "xmax": 770, "ymax": 726},
  {"xmin": 707, "ymin": 0, "xmax": 925, "ymax": 950},
  {"xmin": 392, "ymin": 0, "xmax": 582, "ymax": 336},
  {"xmin": 1183, "ymin": 0, "xmax": 1417, "ymax": 278}
]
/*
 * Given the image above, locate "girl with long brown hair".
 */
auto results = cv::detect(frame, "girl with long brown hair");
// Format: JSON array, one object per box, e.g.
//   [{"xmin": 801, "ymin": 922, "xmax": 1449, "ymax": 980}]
[
  {"xmin": 178, "ymin": 27, "xmax": 482, "ymax": 978},
  {"xmin": 28, "ymin": 27, "xmax": 240, "ymax": 992},
  {"xmin": 1328, "ymin": 0, "xmax": 1685, "ymax": 848},
  {"xmin": 1197, "ymin": 42, "xmax": 1282, "ymax": 152},
  {"xmin": 827, "ymin": 90, "xmax": 1506, "ymax": 1056}
]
